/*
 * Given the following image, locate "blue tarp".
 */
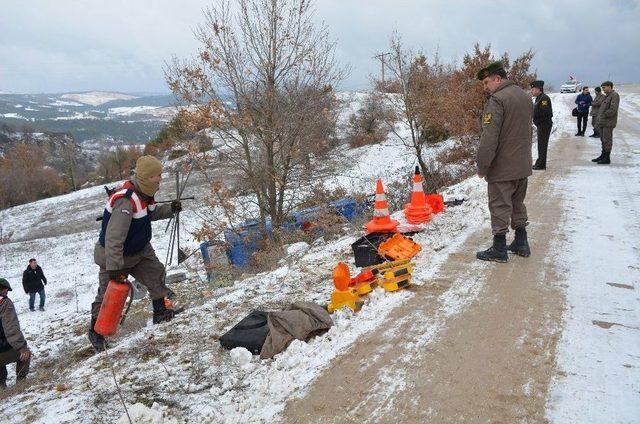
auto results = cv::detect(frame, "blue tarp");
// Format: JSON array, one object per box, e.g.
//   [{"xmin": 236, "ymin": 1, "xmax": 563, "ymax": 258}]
[{"xmin": 201, "ymin": 197, "xmax": 367, "ymax": 272}]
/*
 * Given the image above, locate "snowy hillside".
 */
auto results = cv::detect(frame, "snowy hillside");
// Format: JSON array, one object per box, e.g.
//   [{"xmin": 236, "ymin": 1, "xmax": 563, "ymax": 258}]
[
  {"xmin": 0, "ymin": 88, "xmax": 638, "ymax": 423},
  {"xmin": 0, "ymin": 90, "xmax": 484, "ymax": 422}
]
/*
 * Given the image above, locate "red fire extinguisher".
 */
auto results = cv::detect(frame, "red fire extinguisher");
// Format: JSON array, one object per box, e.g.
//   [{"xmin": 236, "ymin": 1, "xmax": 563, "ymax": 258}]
[{"xmin": 95, "ymin": 279, "xmax": 134, "ymax": 337}]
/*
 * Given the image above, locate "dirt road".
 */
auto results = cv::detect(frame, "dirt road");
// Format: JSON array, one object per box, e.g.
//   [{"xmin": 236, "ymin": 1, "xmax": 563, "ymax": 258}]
[{"xmin": 284, "ymin": 88, "xmax": 639, "ymax": 423}]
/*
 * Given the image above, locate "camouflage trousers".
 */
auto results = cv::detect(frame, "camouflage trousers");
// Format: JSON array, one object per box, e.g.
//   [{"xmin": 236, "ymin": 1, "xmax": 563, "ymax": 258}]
[{"xmin": 487, "ymin": 178, "xmax": 529, "ymax": 235}]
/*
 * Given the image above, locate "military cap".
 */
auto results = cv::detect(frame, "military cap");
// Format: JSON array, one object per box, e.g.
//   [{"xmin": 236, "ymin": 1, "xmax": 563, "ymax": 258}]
[
  {"xmin": 530, "ymin": 80, "xmax": 544, "ymax": 89},
  {"xmin": 0, "ymin": 278, "xmax": 12, "ymax": 291},
  {"xmin": 601, "ymin": 80, "xmax": 614, "ymax": 88},
  {"xmin": 477, "ymin": 61, "xmax": 505, "ymax": 80}
]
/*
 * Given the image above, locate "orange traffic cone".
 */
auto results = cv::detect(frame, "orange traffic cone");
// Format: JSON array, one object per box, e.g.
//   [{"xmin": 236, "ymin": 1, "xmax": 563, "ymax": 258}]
[
  {"xmin": 327, "ymin": 262, "xmax": 362, "ymax": 313},
  {"xmin": 404, "ymin": 166, "xmax": 433, "ymax": 224},
  {"xmin": 365, "ymin": 179, "xmax": 399, "ymax": 234}
]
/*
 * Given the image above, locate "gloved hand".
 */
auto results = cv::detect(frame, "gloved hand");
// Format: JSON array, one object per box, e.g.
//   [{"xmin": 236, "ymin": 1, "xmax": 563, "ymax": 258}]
[
  {"xmin": 19, "ymin": 347, "xmax": 30, "ymax": 362},
  {"xmin": 171, "ymin": 200, "xmax": 182, "ymax": 213},
  {"xmin": 108, "ymin": 271, "xmax": 128, "ymax": 283}
]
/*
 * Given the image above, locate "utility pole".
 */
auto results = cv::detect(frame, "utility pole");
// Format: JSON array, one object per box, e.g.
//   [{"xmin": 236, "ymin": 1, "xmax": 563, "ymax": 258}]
[{"xmin": 373, "ymin": 52, "xmax": 391, "ymax": 85}]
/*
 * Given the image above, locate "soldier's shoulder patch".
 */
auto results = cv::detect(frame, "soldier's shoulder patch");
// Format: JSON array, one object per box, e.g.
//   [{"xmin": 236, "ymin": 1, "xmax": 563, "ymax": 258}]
[
  {"xmin": 483, "ymin": 112, "xmax": 492, "ymax": 124},
  {"xmin": 541, "ymin": 100, "xmax": 548, "ymax": 106}
]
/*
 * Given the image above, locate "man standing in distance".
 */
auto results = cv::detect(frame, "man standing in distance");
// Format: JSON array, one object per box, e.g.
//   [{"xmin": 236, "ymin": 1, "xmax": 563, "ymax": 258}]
[
  {"xmin": 589, "ymin": 86, "xmax": 604, "ymax": 138},
  {"xmin": 530, "ymin": 80, "xmax": 553, "ymax": 170},
  {"xmin": 475, "ymin": 61, "xmax": 534, "ymax": 262},
  {"xmin": 574, "ymin": 86, "xmax": 592, "ymax": 136},
  {"xmin": 593, "ymin": 81, "xmax": 620, "ymax": 165}
]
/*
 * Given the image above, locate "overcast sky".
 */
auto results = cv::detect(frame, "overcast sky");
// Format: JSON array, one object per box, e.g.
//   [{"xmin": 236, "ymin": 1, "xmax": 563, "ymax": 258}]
[{"xmin": 1, "ymin": 0, "xmax": 638, "ymax": 94}]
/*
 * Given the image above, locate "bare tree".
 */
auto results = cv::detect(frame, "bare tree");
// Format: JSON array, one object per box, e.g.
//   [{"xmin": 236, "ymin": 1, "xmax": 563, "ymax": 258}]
[
  {"xmin": 166, "ymin": 0, "xmax": 346, "ymax": 232},
  {"xmin": 382, "ymin": 32, "xmax": 432, "ymax": 182}
]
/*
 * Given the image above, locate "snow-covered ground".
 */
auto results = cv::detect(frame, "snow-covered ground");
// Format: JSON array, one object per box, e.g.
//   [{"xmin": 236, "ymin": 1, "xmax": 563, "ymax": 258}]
[
  {"xmin": 545, "ymin": 88, "xmax": 640, "ymax": 423},
  {"xmin": 0, "ymin": 87, "xmax": 637, "ymax": 423},
  {"xmin": 0, "ymin": 91, "xmax": 487, "ymax": 423},
  {"xmin": 107, "ymin": 105, "xmax": 176, "ymax": 121}
]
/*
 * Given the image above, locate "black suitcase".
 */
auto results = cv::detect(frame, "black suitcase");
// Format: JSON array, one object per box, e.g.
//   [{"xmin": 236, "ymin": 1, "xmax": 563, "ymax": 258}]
[{"xmin": 219, "ymin": 311, "xmax": 270, "ymax": 354}]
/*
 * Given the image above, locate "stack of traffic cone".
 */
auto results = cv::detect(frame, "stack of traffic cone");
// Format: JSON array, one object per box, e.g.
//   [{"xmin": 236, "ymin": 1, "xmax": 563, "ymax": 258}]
[
  {"xmin": 365, "ymin": 179, "xmax": 399, "ymax": 234},
  {"xmin": 404, "ymin": 166, "xmax": 433, "ymax": 224}
]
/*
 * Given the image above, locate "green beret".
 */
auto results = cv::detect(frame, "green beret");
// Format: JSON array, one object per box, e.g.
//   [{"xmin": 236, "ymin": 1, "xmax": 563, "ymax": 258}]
[
  {"xmin": 601, "ymin": 81, "xmax": 613, "ymax": 88},
  {"xmin": 477, "ymin": 61, "xmax": 505, "ymax": 80},
  {"xmin": 0, "ymin": 277, "xmax": 12, "ymax": 291},
  {"xmin": 530, "ymin": 80, "xmax": 544, "ymax": 89}
]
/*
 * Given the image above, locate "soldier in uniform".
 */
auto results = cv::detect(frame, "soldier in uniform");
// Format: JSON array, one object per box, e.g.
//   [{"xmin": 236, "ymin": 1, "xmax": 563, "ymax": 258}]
[
  {"xmin": 592, "ymin": 81, "xmax": 620, "ymax": 165},
  {"xmin": 0, "ymin": 278, "xmax": 31, "ymax": 388},
  {"xmin": 589, "ymin": 86, "xmax": 604, "ymax": 138},
  {"xmin": 475, "ymin": 61, "xmax": 534, "ymax": 262},
  {"xmin": 88, "ymin": 155, "xmax": 182, "ymax": 351},
  {"xmin": 530, "ymin": 80, "xmax": 553, "ymax": 170}
]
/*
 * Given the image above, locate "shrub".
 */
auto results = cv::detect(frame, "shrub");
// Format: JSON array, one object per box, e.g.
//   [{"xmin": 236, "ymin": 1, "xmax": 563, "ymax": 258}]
[{"xmin": 347, "ymin": 94, "xmax": 393, "ymax": 148}]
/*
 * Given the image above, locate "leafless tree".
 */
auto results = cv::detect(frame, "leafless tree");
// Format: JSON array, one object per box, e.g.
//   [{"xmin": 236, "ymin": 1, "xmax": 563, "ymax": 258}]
[
  {"xmin": 382, "ymin": 32, "xmax": 433, "ymax": 183},
  {"xmin": 166, "ymin": 0, "xmax": 346, "ymax": 232}
]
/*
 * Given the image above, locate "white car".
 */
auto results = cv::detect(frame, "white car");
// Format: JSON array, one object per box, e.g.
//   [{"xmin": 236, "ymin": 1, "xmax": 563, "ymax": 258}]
[{"xmin": 560, "ymin": 80, "xmax": 582, "ymax": 93}]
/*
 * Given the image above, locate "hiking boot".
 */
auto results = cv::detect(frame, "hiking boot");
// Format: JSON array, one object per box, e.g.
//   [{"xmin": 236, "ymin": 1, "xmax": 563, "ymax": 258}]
[
  {"xmin": 574, "ymin": 132, "xmax": 581, "ymax": 136},
  {"xmin": 88, "ymin": 318, "xmax": 107, "ymax": 352},
  {"xmin": 507, "ymin": 227, "xmax": 531, "ymax": 257},
  {"xmin": 476, "ymin": 234, "xmax": 508, "ymax": 263},
  {"xmin": 152, "ymin": 298, "xmax": 182, "ymax": 324},
  {"xmin": 588, "ymin": 132, "xmax": 599, "ymax": 138},
  {"xmin": 532, "ymin": 164, "xmax": 546, "ymax": 170},
  {"xmin": 591, "ymin": 151, "xmax": 604, "ymax": 162},
  {"xmin": 38, "ymin": 306, "xmax": 45, "ymax": 312},
  {"xmin": 597, "ymin": 151, "xmax": 611, "ymax": 165}
]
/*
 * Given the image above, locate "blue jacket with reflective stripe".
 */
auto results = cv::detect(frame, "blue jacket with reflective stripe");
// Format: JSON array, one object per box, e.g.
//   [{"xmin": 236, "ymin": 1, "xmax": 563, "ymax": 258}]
[{"xmin": 98, "ymin": 184, "xmax": 154, "ymax": 256}]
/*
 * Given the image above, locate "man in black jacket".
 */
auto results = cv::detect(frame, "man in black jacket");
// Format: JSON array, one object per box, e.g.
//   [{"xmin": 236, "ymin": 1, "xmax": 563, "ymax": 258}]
[
  {"xmin": 22, "ymin": 259, "xmax": 47, "ymax": 312},
  {"xmin": 530, "ymin": 80, "xmax": 553, "ymax": 170}
]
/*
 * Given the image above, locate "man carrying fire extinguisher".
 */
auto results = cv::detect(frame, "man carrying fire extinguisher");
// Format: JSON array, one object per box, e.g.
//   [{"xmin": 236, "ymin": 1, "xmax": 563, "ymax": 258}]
[{"xmin": 88, "ymin": 155, "xmax": 182, "ymax": 352}]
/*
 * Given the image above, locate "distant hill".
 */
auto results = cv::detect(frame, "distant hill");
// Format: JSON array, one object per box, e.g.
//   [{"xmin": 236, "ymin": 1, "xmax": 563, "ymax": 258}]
[
  {"xmin": 60, "ymin": 91, "xmax": 138, "ymax": 106},
  {"xmin": 0, "ymin": 91, "xmax": 179, "ymax": 143}
]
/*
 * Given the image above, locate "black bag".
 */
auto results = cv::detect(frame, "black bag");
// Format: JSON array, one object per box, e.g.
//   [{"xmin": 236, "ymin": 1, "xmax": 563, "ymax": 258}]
[
  {"xmin": 572, "ymin": 107, "xmax": 579, "ymax": 117},
  {"xmin": 220, "ymin": 311, "xmax": 269, "ymax": 354},
  {"xmin": 351, "ymin": 232, "xmax": 393, "ymax": 267}
]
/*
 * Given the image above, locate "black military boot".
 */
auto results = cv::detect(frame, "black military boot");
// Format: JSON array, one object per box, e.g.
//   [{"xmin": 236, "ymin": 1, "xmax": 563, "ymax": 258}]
[
  {"xmin": 88, "ymin": 317, "xmax": 107, "ymax": 352},
  {"xmin": 597, "ymin": 151, "xmax": 611, "ymax": 165},
  {"xmin": 507, "ymin": 227, "xmax": 531, "ymax": 257},
  {"xmin": 591, "ymin": 150, "xmax": 604, "ymax": 162},
  {"xmin": 476, "ymin": 234, "xmax": 508, "ymax": 263},
  {"xmin": 152, "ymin": 298, "xmax": 182, "ymax": 324}
]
